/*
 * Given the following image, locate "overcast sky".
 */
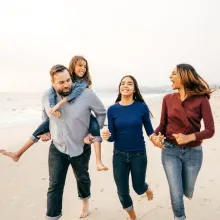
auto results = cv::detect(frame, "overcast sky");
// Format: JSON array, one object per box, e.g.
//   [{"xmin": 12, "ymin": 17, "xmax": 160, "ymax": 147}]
[{"xmin": 0, "ymin": 0, "xmax": 219, "ymax": 92}]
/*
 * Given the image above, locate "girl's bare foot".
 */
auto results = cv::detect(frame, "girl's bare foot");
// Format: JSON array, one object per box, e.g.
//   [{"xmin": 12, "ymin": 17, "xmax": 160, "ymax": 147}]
[
  {"xmin": 146, "ymin": 188, "xmax": 153, "ymax": 201},
  {"xmin": 127, "ymin": 208, "xmax": 136, "ymax": 220},
  {"xmin": 0, "ymin": 150, "xmax": 20, "ymax": 162},
  {"xmin": 188, "ymin": 194, "xmax": 193, "ymax": 200},
  {"xmin": 80, "ymin": 199, "xmax": 89, "ymax": 218},
  {"xmin": 96, "ymin": 162, "xmax": 108, "ymax": 171}
]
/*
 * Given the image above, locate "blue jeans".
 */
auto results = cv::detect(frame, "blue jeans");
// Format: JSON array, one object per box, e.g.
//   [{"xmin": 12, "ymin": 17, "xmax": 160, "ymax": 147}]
[
  {"xmin": 31, "ymin": 114, "xmax": 100, "ymax": 142},
  {"xmin": 46, "ymin": 142, "xmax": 91, "ymax": 220},
  {"xmin": 162, "ymin": 141, "xmax": 203, "ymax": 220},
  {"xmin": 113, "ymin": 149, "xmax": 148, "ymax": 210}
]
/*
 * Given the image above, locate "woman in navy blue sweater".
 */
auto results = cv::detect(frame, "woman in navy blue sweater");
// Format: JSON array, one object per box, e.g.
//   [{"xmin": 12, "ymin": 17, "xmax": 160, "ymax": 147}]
[{"xmin": 102, "ymin": 75, "xmax": 159, "ymax": 220}]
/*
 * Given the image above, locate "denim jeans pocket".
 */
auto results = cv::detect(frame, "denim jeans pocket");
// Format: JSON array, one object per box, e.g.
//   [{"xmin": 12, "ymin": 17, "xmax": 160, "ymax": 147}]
[
  {"xmin": 113, "ymin": 149, "xmax": 125, "ymax": 156},
  {"xmin": 191, "ymin": 145, "xmax": 202, "ymax": 151},
  {"xmin": 50, "ymin": 142, "xmax": 61, "ymax": 155},
  {"xmin": 136, "ymin": 152, "xmax": 147, "ymax": 158},
  {"xmin": 83, "ymin": 146, "xmax": 91, "ymax": 158},
  {"xmin": 163, "ymin": 141, "xmax": 175, "ymax": 149},
  {"xmin": 113, "ymin": 149, "xmax": 118, "ymax": 156}
]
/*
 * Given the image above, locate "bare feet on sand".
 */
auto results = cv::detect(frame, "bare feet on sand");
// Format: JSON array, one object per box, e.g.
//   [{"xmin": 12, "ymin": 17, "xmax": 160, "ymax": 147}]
[
  {"xmin": 80, "ymin": 200, "xmax": 89, "ymax": 218},
  {"xmin": 127, "ymin": 209, "xmax": 136, "ymax": 220},
  {"xmin": 188, "ymin": 194, "xmax": 193, "ymax": 200},
  {"xmin": 96, "ymin": 162, "xmax": 108, "ymax": 171},
  {"xmin": 146, "ymin": 188, "xmax": 153, "ymax": 201},
  {"xmin": 0, "ymin": 150, "xmax": 20, "ymax": 162}
]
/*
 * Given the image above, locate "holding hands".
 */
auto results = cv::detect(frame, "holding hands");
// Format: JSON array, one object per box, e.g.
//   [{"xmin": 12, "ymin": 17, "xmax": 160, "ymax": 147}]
[
  {"xmin": 150, "ymin": 132, "xmax": 165, "ymax": 149},
  {"xmin": 150, "ymin": 132, "xmax": 196, "ymax": 147}
]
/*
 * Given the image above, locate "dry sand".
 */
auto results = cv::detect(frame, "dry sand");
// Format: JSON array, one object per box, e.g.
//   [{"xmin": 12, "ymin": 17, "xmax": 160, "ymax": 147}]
[{"xmin": 0, "ymin": 91, "xmax": 220, "ymax": 220}]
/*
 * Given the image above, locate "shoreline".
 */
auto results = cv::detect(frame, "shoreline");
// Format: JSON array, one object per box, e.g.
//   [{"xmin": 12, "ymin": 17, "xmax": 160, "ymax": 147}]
[{"xmin": 0, "ymin": 91, "xmax": 220, "ymax": 219}]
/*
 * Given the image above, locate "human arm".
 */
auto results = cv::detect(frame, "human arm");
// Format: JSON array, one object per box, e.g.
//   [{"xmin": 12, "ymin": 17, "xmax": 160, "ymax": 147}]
[
  {"xmin": 102, "ymin": 108, "xmax": 116, "ymax": 142},
  {"xmin": 88, "ymin": 90, "xmax": 106, "ymax": 129}
]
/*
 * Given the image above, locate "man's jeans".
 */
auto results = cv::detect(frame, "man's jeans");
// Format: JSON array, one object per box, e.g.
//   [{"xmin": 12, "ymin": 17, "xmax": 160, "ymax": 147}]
[
  {"xmin": 113, "ymin": 149, "xmax": 148, "ymax": 210},
  {"xmin": 46, "ymin": 142, "xmax": 91, "ymax": 220},
  {"xmin": 162, "ymin": 141, "xmax": 203, "ymax": 220}
]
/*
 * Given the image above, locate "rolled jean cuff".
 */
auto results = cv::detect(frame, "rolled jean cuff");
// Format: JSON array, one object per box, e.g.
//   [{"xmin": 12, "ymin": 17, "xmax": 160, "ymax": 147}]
[
  {"xmin": 124, "ymin": 205, "xmax": 133, "ymax": 211},
  {"xmin": 92, "ymin": 136, "xmax": 102, "ymax": 143},
  {"xmin": 79, "ymin": 195, "xmax": 91, "ymax": 200},
  {"xmin": 174, "ymin": 215, "xmax": 186, "ymax": 220},
  {"xmin": 46, "ymin": 213, "xmax": 62, "ymax": 220},
  {"xmin": 143, "ymin": 183, "xmax": 149, "ymax": 194},
  {"xmin": 30, "ymin": 135, "xmax": 39, "ymax": 143}
]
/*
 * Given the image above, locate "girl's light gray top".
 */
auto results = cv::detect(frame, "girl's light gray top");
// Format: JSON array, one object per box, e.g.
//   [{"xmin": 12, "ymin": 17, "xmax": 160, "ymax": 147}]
[{"xmin": 41, "ymin": 88, "xmax": 106, "ymax": 157}]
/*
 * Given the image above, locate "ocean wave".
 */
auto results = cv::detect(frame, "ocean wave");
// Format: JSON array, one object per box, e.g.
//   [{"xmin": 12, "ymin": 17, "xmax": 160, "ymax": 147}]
[{"xmin": 0, "ymin": 92, "xmax": 164, "ymax": 128}]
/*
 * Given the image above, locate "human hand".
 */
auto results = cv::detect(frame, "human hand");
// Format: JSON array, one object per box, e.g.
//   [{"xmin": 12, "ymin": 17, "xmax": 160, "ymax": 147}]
[
  {"xmin": 50, "ymin": 107, "xmax": 61, "ymax": 119},
  {"xmin": 172, "ymin": 133, "xmax": 195, "ymax": 145},
  {"xmin": 38, "ymin": 132, "xmax": 51, "ymax": 142},
  {"xmin": 150, "ymin": 132, "xmax": 165, "ymax": 149},
  {"xmin": 84, "ymin": 133, "xmax": 95, "ymax": 144},
  {"xmin": 101, "ymin": 128, "xmax": 111, "ymax": 140}
]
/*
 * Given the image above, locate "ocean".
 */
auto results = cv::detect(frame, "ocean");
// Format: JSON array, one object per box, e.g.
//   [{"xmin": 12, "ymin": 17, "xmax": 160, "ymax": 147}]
[{"xmin": 0, "ymin": 89, "xmax": 166, "ymax": 128}]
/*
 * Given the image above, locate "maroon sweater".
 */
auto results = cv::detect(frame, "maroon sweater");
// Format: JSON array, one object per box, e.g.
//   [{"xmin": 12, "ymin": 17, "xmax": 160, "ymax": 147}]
[{"xmin": 155, "ymin": 93, "xmax": 215, "ymax": 147}]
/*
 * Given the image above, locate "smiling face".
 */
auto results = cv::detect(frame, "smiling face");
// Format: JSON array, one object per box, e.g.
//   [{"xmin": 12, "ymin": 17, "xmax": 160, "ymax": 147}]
[
  {"xmin": 169, "ymin": 66, "xmax": 184, "ymax": 90},
  {"xmin": 52, "ymin": 69, "xmax": 72, "ymax": 97},
  {"xmin": 74, "ymin": 59, "xmax": 87, "ymax": 78},
  {"xmin": 119, "ymin": 76, "xmax": 135, "ymax": 97}
]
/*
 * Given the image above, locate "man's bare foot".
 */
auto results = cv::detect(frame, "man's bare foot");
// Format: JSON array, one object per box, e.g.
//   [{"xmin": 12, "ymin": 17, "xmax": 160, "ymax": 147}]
[
  {"xmin": 80, "ymin": 199, "xmax": 89, "ymax": 218},
  {"xmin": 146, "ymin": 188, "xmax": 153, "ymax": 201},
  {"xmin": 0, "ymin": 150, "xmax": 20, "ymax": 162},
  {"xmin": 96, "ymin": 162, "xmax": 108, "ymax": 171}
]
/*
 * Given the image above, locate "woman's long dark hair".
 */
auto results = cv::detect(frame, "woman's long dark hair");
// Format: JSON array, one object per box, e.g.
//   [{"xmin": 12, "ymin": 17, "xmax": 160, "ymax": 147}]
[
  {"xmin": 115, "ymin": 75, "xmax": 153, "ymax": 117},
  {"xmin": 177, "ymin": 64, "xmax": 213, "ymax": 99}
]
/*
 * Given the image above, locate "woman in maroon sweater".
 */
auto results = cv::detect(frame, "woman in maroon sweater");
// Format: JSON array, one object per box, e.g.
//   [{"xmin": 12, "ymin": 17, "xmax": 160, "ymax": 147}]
[{"xmin": 153, "ymin": 64, "xmax": 215, "ymax": 220}]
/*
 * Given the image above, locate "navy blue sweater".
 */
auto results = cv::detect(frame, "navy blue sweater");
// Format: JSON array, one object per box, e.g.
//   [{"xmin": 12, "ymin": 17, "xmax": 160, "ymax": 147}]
[{"xmin": 107, "ymin": 101, "xmax": 154, "ymax": 152}]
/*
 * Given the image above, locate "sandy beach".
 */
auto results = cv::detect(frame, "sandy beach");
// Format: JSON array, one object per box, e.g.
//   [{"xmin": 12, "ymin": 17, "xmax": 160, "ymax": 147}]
[{"xmin": 0, "ymin": 91, "xmax": 220, "ymax": 220}]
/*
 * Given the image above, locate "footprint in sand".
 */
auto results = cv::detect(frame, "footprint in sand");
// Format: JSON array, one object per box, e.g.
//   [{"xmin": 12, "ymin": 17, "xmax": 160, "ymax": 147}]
[
  {"xmin": 28, "ymin": 204, "xmax": 36, "ymax": 208},
  {"xmin": 10, "ymin": 195, "xmax": 22, "ymax": 208},
  {"xmin": 204, "ymin": 198, "xmax": 212, "ymax": 203}
]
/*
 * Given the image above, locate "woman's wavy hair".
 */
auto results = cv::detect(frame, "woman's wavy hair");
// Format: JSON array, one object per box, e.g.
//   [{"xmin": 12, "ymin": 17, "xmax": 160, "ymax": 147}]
[{"xmin": 177, "ymin": 64, "xmax": 213, "ymax": 99}]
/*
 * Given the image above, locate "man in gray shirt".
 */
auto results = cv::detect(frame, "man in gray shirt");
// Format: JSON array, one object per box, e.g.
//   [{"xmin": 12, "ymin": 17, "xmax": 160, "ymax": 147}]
[{"xmin": 42, "ymin": 64, "xmax": 106, "ymax": 220}]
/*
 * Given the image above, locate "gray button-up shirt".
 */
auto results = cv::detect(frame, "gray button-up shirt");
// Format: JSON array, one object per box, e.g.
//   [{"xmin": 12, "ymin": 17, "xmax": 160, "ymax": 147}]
[{"xmin": 41, "ymin": 88, "xmax": 106, "ymax": 157}]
